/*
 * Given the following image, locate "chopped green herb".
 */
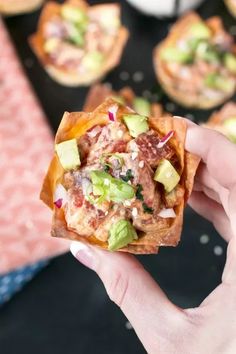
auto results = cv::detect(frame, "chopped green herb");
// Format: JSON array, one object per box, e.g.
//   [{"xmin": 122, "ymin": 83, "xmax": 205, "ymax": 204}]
[
  {"xmin": 103, "ymin": 164, "xmax": 110, "ymax": 173},
  {"xmin": 142, "ymin": 203, "xmax": 154, "ymax": 214},
  {"xmin": 120, "ymin": 169, "xmax": 133, "ymax": 182},
  {"xmin": 136, "ymin": 184, "xmax": 144, "ymax": 201}
]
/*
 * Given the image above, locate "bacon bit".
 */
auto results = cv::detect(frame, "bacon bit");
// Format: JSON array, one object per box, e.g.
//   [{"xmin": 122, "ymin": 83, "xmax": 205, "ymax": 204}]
[
  {"xmin": 54, "ymin": 198, "xmax": 63, "ymax": 208},
  {"xmin": 108, "ymin": 105, "xmax": 118, "ymax": 122},
  {"xmin": 157, "ymin": 130, "xmax": 174, "ymax": 149}
]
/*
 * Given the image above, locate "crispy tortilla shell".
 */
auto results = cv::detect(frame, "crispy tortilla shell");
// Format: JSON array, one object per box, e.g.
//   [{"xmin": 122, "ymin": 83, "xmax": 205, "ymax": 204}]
[
  {"xmin": 29, "ymin": 0, "xmax": 129, "ymax": 87},
  {"xmin": 154, "ymin": 12, "xmax": 236, "ymax": 109},
  {"xmin": 40, "ymin": 98, "xmax": 199, "ymax": 254}
]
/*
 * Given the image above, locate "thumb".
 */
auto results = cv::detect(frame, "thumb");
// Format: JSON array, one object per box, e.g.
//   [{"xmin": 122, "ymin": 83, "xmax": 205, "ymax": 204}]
[
  {"xmin": 222, "ymin": 236, "xmax": 236, "ymax": 285},
  {"xmin": 70, "ymin": 242, "xmax": 185, "ymax": 353}
]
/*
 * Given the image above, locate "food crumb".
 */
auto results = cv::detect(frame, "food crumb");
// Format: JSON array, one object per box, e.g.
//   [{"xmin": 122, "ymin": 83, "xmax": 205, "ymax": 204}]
[
  {"xmin": 125, "ymin": 321, "xmax": 133, "ymax": 330},
  {"xmin": 132, "ymin": 207, "xmax": 138, "ymax": 218},
  {"xmin": 214, "ymin": 245, "xmax": 223, "ymax": 256},
  {"xmin": 199, "ymin": 234, "xmax": 209, "ymax": 244},
  {"xmin": 120, "ymin": 71, "xmax": 130, "ymax": 81},
  {"xmin": 165, "ymin": 102, "xmax": 176, "ymax": 112},
  {"xmin": 133, "ymin": 71, "xmax": 144, "ymax": 82}
]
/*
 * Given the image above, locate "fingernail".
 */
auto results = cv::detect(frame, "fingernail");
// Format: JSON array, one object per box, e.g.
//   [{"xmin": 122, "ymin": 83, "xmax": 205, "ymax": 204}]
[{"xmin": 70, "ymin": 241, "xmax": 95, "ymax": 270}]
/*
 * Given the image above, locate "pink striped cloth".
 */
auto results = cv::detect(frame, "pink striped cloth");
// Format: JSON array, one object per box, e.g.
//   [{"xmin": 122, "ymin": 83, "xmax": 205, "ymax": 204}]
[{"xmin": 0, "ymin": 20, "xmax": 69, "ymax": 274}]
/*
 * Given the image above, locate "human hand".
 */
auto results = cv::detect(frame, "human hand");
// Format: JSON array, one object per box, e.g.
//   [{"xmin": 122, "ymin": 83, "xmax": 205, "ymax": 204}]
[{"xmin": 70, "ymin": 122, "xmax": 236, "ymax": 354}]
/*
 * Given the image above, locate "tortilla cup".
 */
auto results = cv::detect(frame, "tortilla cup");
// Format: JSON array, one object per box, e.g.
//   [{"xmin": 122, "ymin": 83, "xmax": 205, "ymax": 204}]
[
  {"xmin": 29, "ymin": 0, "xmax": 129, "ymax": 87},
  {"xmin": 40, "ymin": 98, "xmax": 199, "ymax": 254},
  {"xmin": 0, "ymin": 0, "xmax": 44, "ymax": 15},
  {"xmin": 225, "ymin": 0, "xmax": 236, "ymax": 17},
  {"xmin": 154, "ymin": 12, "xmax": 236, "ymax": 109}
]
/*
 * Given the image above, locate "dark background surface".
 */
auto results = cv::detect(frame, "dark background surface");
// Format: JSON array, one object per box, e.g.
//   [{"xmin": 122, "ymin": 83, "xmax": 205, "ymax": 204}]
[{"xmin": 0, "ymin": 0, "xmax": 234, "ymax": 353}]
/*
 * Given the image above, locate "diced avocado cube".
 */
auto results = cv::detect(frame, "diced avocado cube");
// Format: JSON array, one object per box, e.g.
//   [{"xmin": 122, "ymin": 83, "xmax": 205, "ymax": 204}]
[
  {"xmin": 161, "ymin": 47, "xmax": 193, "ymax": 64},
  {"xmin": 82, "ymin": 51, "xmax": 104, "ymax": 72},
  {"xmin": 224, "ymin": 53, "xmax": 236, "ymax": 74},
  {"xmin": 55, "ymin": 138, "xmax": 81, "ymax": 171},
  {"xmin": 90, "ymin": 170, "xmax": 135, "ymax": 203},
  {"xmin": 133, "ymin": 97, "xmax": 151, "ymax": 116},
  {"xmin": 189, "ymin": 22, "xmax": 211, "ymax": 40},
  {"xmin": 108, "ymin": 219, "xmax": 138, "ymax": 251},
  {"xmin": 204, "ymin": 73, "xmax": 235, "ymax": 92},
  {"xmin": 61, "ymin": 5, "xmax": 88, "ymax": 27},
  {"xmin": 123, "ymin": 114, "xmax": 149, "ymax": 138},
  {"xmin": 195, "ymin": 41, "xmax": 220, "ymax": 63},
  {"xmin": 223, "ymin": 117, "xmax": 236, "ymax": 143},
  {"xmin": 68, "ymin": 24, "xmax": 84, "ymax": 46},
  {"xmin": 154, "ymin": 159, "xmax": 180, "ymax": 193},
  {"xmin": 44, "ymin": 38, "xmax": 59, "ymax": 53}
]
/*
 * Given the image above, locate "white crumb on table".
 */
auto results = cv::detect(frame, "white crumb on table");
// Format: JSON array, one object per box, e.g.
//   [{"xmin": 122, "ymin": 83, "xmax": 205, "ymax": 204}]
[
  {"xmin": 119, "ymin": 71, "xmax": 130, "ymax": 81},
  {"xmin": 132, "ymin": 71, "xmax": 144, "ymax": 83},
  {"xmin": 165, "ymin": 102, "xmax": 176, "ymax": 112},
  {"xmin": 199, "ymin": 234, "xmax": 210, "ymax": 244},
  {"xmin": 125, "ymin": 321, "xmax": 133, "ymax": 330},
  {"xmin": 214, "ymin": 245, "xmax": 223, "ymax": 256}
]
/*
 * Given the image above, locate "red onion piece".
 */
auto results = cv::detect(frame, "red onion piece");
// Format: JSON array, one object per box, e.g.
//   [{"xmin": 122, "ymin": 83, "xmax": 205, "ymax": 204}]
[
  {"xmin": 108, "ymin": 105, "xmax": 118, "ymax": 122},
  {"xmin": 54, "ymin": 184, "xmax": 68, "ymax": 208},
  {"xmin": 54, "ymin": 198, "xmax": 63, "ymax": 209},
  {"xmin": 157, "ymin": 130, "xmax": 174, "ymax": 149},
  {"xmin": 158, "ymin": 208, "xmax": 176, "ymax": 218}
]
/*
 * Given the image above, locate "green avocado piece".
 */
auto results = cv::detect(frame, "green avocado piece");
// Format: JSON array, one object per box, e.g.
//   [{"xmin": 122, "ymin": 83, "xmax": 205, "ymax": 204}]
[
  {"xmin": 204, "ymin": 73, "xmax": 235, "ymax": 92},
  {"xmin": 195, "ymin": 41, "xmax": 220, "ymax": 63},
  {"xmin": 123, "ymin": 114, "xmax": 149, "ymax": 138},
  {"xmin": 68, "ymin": 24, "xmax": 84, "ymax": 46},
  {"xmin": 133, "ymin": 97, "xmax": 151, "ymax": 116},
  {"xmin": 55, "ymin": 138, "xmax": 81, "ymax": 171},
  {"xmin": 82, "ymin": 51, "xmax": 104, "ymax": 72},
  {"xmin": 108, "ymin": 219, "xmax": 138, "ymax": 251},
  {"xmin": 90, "ymin": 170, "xmax": 135, "ymax": 203},
  {"xmin": 61, "ymin": 5, "xmax": 88, "ymax": 26},
  {"xmin": 189, "ymin": 22, "xmax": 211, "ymax": 40},
  {"xmin": 223, "ymin": 117, "xmax": 236, "ymax": 143},
  {"xmin": 161, "ymin": 47, "xmax": 193, "ymax": 64},
  {"xmin": 224, "ymin": 53, "xmax": 236, "ymax": 74},
  {"xmin": 154, "ymin": 159, "xmax": 180, "ymax": 193}
]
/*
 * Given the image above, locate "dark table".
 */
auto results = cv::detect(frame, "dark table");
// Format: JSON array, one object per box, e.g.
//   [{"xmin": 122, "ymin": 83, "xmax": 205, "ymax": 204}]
[{"xmin": 0, "ymin": 0, "xmax": 234, "ymax": 353}]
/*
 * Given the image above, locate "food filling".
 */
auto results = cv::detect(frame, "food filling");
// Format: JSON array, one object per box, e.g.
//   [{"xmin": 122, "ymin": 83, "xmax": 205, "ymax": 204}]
[
  {"xmin": 54, "ymin": 103, "xmax": 183, "ymax": 251},
  {"xmin": 43, "ymin": 3, "xmax": 121, "ymax": 72},
  {"xmin": 161, "ymin": 18, "xmax": 236, "ymax": 98}
]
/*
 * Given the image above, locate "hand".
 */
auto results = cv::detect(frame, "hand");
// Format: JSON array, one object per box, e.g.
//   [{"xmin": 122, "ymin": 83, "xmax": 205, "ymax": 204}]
[{"xmin": 70, "ymin": 122, "xmax": 236, "ymax": 354}]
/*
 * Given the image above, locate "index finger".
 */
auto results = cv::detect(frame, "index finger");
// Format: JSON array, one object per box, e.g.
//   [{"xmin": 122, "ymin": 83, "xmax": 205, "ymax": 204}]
[{"xmin": 185, "ymin": 122, "xmax": 236, "ymax": 189}]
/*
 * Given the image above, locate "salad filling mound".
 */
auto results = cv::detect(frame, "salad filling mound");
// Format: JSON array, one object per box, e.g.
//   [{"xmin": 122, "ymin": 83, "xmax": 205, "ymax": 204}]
[
  {"xmin": 30, "ymin": 0, "xmax": 128, "ymax": 85},
  {"xmin": 40, "ymin": 99, "xmax": 199, "ymax": 254},
  {"xmin": 206, "ymin": 102, "xmax": 236, "ymax": 143},
  {"xmin": 155, "ymin": 12, "xmax": 236, "ymax": 108}
]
